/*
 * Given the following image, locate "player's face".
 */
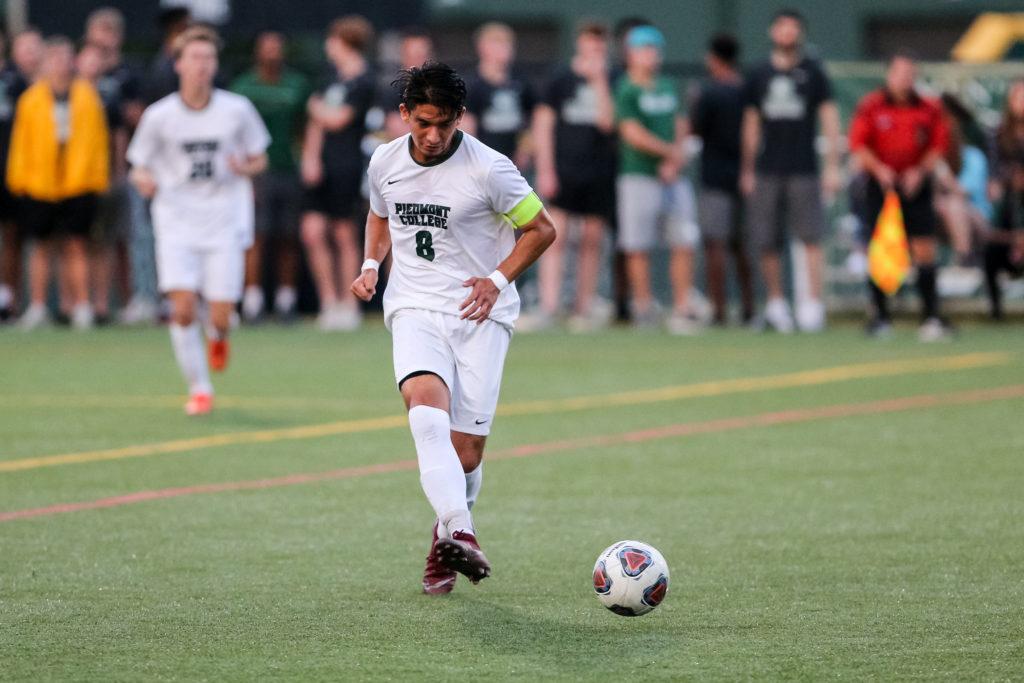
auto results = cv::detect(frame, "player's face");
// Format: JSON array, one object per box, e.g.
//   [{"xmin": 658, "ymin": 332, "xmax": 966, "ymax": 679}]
[
  {"xmin": 886, "ymin": 57, "xmax": 916, "ymax": 99},
  {"xmin": 769, "ymin": 17, "xmax": 802, "ymax": 50},
  {"xmin": 478, "ymin": 32, "xmax": 514, "ymax": 67},
  {"xmin": 576, "ymin": 33, "xmax": 608, "ymax": 62},
  {"xmin": 86, "ymin": 21, "xmax": 121, "ymax": 52},
  {"xmin": 401, "ymin": 37, "xmax": 433, "ymax": 69},
  {"xmin": 42, "ymin": 45, "xmax": 74, "ymax": 83},
  {"xmin": 401, "ymin": 103, "xmax": 464, "ymax": 161},
  {"xmin": 627, "ymin": 45, "xmax": 661, "ymax": 72},
  {"xmin": 13, "ymin": 33, "xmax": 43, "ymax": 77},
  {"xmin": 256, "ymin": 33, "xmax": 285, "ymax": 66},
  {"xmin": 176, "ymin": 41, "xmax": 218, "ymax": 89}
]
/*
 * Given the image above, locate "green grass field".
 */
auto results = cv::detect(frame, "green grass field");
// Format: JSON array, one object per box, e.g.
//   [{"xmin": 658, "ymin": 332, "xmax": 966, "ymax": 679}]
[{"xmin": 2, "ymin": 321, "xmax": 1023, "ymax": 681}]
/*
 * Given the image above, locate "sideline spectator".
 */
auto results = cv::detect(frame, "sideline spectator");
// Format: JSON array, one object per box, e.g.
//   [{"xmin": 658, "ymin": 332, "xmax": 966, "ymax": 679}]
[
  {"xmin": 934, "ymin": 93, "xmax": 992, "ymax": 262},
  {"xmin": 301, "ymin": 15, "xmax": 376, "ymax": 331},
  {"xmin": 615, "ymin": 25, "xmax": 700, "ymax": 333},
  {"xmin": 986, "ymin": 78, "xmax": 1024, "ymax": 320},
  {"xmin": 0, "ymin": 30, "xmax": 30, "ymax": 322},
  {"xmin": 740, "ymin": 9, "xmax": 841, "ymax": 333},
  {"xmin": 528, "ymin": 19, "xmax": 616, "ymax": 332},
  {"xmin": 462, "ymin": 23, "xmax": 534, "ymax": 168},
  {"xmin": 380, "ymin": 27, "xmax": 433, "ymax": 141},
  {"xmin": 8, "ymin": 37, "xmax": 109, "ymax": 330},
  {"xmin": 231, "ymin": 31, "xmax": 311, "ymax": 322},
  {"xmin": 849, "ymin": 51, "xmax": 950, "ymax": 341},
  {"xmin": 690, "ymin": 33, "xmax": 754, "ymax": 326},
  {"xmin": 11, "ymin": 27, "xmax": 42, "ymax": 83}
]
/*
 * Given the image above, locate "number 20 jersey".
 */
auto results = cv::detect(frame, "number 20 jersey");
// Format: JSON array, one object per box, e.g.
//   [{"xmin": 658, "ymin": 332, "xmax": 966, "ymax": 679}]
[
  {"xmin": 368, "ymin": 131, "xmax": 536, "ymax": 330},
  {"xmin": 127, "ymin": 90, "xmax": 270, "ymax": 250}
]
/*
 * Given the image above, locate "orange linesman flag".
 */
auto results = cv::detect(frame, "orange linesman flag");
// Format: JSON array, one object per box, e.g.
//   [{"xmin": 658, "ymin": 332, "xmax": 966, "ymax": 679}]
[{"xmin": 868, "ymin": 190, "xmax": 911, "ymax": 296}]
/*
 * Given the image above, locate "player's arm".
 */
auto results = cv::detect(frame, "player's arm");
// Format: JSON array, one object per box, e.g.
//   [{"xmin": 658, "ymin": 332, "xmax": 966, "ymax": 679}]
[
  {"xmin": 618, "ymin": 118, "xmax": 679, "ymax": 161},
  {"xmin": 301, "ymin": 120, "xmax": 324, "ymax": 186},
  {"xmin": 229, "ymin": 152, "xmax": 268, "ymax": 177},
  {"xmin": 657, "ymin": 114, "xmax": 690, "ymax": 184},
  {"xmin": 819, "ymin": 100, "xmax": 842, "ymax": 200},
  {"xmin": 460, "ymin": 194, "xmax": 556, "ymax": 323},
  {"xmin": 739, "ymin": 106, "xmax": 761, "ymax": 196},
  {"xmin": 352, "ymin": 210, "xmax": 391, "ymax": 302},
  {"xmin": 531, "ymin": 103, "xmax": 558, "ymax": 199},
  {"xmin": 307, "ymin": 95, "xmax": 357, "ymax": 132}
]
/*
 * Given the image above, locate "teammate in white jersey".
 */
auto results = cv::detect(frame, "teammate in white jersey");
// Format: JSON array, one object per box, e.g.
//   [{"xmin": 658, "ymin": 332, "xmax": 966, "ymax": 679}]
[
  {"xmin": 352, "ymin": 63, "xmax": 555, "ymax": 593},
  {"xmin": 128, "ymin": 26, "xmax": 270, "ymax": 415}
]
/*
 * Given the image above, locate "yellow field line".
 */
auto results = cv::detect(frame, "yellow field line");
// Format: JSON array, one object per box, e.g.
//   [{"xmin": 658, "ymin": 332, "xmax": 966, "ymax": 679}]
[
  {"xmin": 0, "ymin": 394, "xmax": 394, "ymax": 411},
  {"xmin": 0, "ymin": 351, "xmax": 1010, "ymax": 473}
]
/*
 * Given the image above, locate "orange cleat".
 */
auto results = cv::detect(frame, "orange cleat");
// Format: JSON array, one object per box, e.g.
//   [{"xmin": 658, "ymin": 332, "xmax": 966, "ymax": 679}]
[
  {"xmin": 208, "ymin": 338, "xmax": 229, "ymax": 372},
  {"xmin": 184, "ymin": 393, "xmax": 213, "ymax": 416}
]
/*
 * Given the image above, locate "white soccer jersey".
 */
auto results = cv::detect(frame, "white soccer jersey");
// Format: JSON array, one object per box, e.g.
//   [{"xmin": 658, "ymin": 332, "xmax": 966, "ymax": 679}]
[
  {"xmin": 368, "ymin": 131, "xmax": 539, "ymax": 329},
  {"xmin": 127, "ymin": 89, "xmax": 271, "ymax": 250}
]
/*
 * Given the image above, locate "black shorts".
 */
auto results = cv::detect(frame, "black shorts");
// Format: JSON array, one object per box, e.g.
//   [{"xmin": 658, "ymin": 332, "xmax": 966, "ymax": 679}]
[
  {"xmin": 0, "ymin": 183, "xmax": 19, "ymax": 222},
  {"xmin": 21, "ymin": 194, "xmax": 98, "ymax": 240},
  {"xmin": 552, "ymin": 170, "xmax": 615, "ymax": 220},
  {"xmin": 303, "ymin": 166, "xmax": 364, "ymax": 221},
  {"xmin": 864, "ymin": 178, "xmax": 936, "ymax": 240}
]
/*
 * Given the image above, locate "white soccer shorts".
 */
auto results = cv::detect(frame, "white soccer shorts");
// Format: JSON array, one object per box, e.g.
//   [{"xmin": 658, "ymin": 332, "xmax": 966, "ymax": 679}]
[
  {"xmin": 156, "ymin": 240, "xmax": 245, "ymax": 302},
  {"xmin": 391, "ymin": 308, "xmax": 512, "ymax": 436}
]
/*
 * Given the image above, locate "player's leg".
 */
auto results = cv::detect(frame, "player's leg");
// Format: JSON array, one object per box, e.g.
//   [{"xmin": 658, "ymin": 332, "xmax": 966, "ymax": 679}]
[
  {"xmin": 243, "ymin": 173, "xmax": 271, "ymax": 323},
  {"xmin": 748, "ymin": 175, "xmax": 793, "ymax": 332},
  {"xmin": 533, "ymin": 205, "xmax": 567, "ymax": 323},
  {"xmin": 62, "ymin": 234, "xmax": 92, "ymax": 329},
  {"xmin": 787, "ymin": 175, "xmax": 826, "ymax": 332},
  {"xmin": 731, "ymin": 196, "xmax": 756, "ymax": 324},
  {"xmin": 330, "ymin": 217, "xmax": 362, "ymax": 330},
  {"xmin": 158, "ymin": 238, "xmax": 212, "ymax": 413},
  {"xmin": 202, "ymin": 247, "xmax": 245, "ymax": 371},
  {"xmin": 699, "ymin": 188, "xmax": 731, "ymax": 325},
  {"xmin": 0, "ymin": 220, "xmax": 22, "ymax": 321},
  {"xmin": 20, "ymin": 200, "xmax": 57, "ymax": 329},
  {"xmin": 665, "ymin": 179, "xmax": 701, "ymax": 334},
  {"xmin": 573, "ymin": 214, "xmax": 605, "ymax": 321},
  {"xmin": 617, "ymin": 175, "xmax": 661, "ymax": 324},
  {"xmin": 300, "ymin": 208, "xmax": 337, "ymax": 326},
  {"xmin": 273, "ymin": 175, "xmax": 302, "ymax": 320}
]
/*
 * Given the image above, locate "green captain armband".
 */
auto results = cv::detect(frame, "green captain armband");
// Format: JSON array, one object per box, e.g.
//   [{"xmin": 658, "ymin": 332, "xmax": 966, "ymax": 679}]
[{"xmin": 503, "ymin": 192, "xmax": 544, "ymax": 228}]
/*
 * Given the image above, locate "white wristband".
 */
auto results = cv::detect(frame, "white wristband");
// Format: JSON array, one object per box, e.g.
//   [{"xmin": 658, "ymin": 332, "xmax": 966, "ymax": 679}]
[
  {"xmin": 487, "ymin": 270, "xmax": 509, "ymax": 291},
  {"xmin": 361, "ymin": 259, "xmax": 380, "ymax": 272}
]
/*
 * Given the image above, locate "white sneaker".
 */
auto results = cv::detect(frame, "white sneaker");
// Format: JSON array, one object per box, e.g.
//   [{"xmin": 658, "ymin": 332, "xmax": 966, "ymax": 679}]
[
  {"xmin": 70, "ymin": 303, "xmax": 94, "ymax": 331},
  {"xmin": 241, "ymin": 285, "xmax": 264, "ymax": 322},
  {"xmin": 274, "ymin": 286, "xmax": 297, "ymax": 318},
  {"xmin": 666, "ymin": 311, "xmax": 703, "ymax": 336},
  {"xmin": 763, "ymin": 298, "xmax": 795, "ymax": 334},
  {"xmin": 334, "ymin": 302, "xmax": 362, "ymax": 331},
  {"xmin": 118, "ymin": 296, "xmax": 158, "ymax": 325},
  {"xmin": 517, "ymin": 310, "xmax": 557, "ymax": 333},
  {"xmin": 795, "ymin": 298, "xmax": 826, "ymax": 333},
  {"xmin": 19, "ymin": 304, "xmax": 51, "ymax": 331},
  {"xmin": 918, "ymin": 317, "xmax": 952, "ymax": 343}
]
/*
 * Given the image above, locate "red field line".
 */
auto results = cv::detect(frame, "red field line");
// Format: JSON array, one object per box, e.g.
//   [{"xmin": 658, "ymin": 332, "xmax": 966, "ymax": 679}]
[{"xmin": 2, "ymin": 384, "xmax": 1022, "ymax": 523}]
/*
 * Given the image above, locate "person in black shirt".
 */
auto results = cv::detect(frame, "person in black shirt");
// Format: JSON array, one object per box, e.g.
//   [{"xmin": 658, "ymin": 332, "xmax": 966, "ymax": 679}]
[
  {"xmin": 740, "ymin": 9, "xmax": 841, "ymax": 333},
  {"xmin": 690, "ymin": 33, "xmax": 753, "ymax": 326},
  {"xmin": 301, "ymin": 15, "xmax": 376, "ymax": 331},
  {"xmin": 462, "ymin": 22, "xmax": 534, "ymax": 166},
  {"xmin": 0, "ymin": 30, "xmax": 30, "ymax": 321},
  {"xmin": 528, "ymin": 20, "xmax": 616, "ymax": 331}
]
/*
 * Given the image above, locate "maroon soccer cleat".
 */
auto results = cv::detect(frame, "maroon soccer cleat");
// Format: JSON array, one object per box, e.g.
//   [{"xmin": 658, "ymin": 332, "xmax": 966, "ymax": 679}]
[
  {"xmin": 433, "ymin": 530, "xmax": 491, "ymax": 584},
  {"xmin": 422, "ymin": 520, "xmax": 457, "ymax": 595}
]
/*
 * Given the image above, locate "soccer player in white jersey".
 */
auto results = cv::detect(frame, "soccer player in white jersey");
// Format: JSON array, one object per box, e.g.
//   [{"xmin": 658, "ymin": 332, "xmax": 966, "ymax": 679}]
[
  {"xmin": 128, "ymin": 26, "xmax": 270, "ymax": 415},
  {"xmin": 351, "ymin": 63, "xmax": 556, "ymax": 593}
]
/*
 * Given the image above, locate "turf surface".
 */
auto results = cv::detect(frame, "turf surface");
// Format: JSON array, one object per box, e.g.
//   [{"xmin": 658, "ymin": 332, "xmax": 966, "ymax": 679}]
[{"xmin": 2, "ymin": 321, "xmax": 1023, "ymax": 680}]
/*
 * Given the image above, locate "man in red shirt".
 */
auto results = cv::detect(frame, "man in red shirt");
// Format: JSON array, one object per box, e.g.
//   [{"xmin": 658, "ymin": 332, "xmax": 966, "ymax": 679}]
[{"xmin": 849, "ymin": 51, "xmax": 950, "ymax": 341}]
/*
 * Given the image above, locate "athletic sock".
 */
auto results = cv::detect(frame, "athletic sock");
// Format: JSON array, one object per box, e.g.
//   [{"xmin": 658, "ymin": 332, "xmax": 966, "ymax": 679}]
[
  {"xmin": 274, "ymin": 286, "xmax": 297, "ymax": 314},
  {"xmin": 465, "ymin": 463, "xmax": 483, "ymax": 511},
  {"xmin": 169, "ymin": 322, "xmax": 213, "ymax": 395},
  {"xmin": 0, "ymin": 284, "xmax": 12, "ymax": 309},
  {"xmin": 408, "ymin": 406, "xmax": 472, "ymax": 535},
  {"xmin": 868, "ymin": 279, "xmax": 891, "ymax": 321},
  {"xmin": 916, "ymin": 265, "xmax": 939, "ymax": 320}
]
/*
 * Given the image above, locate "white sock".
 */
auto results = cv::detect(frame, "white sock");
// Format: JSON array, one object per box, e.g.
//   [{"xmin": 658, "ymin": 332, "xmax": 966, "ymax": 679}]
[
  {"xmin": 274, "ymin": 286, "xmax": 296, "ymax": 313},
  {"xmin": 465, "ymin": 463, "xmax": 483, "ymax": 511},
  {"xmin": 169, "ymin": 322, "xmax": 213, "ymax": 396},
  {"xmin": 0, "ymin": 284, "xmax": 12, "ymax": 309},
  {"xmin": 242, "ymin": 285, "xmax": 263, "ymax": 318},
  {"xmin": 408, "ymin": 406, "xmax": 472, "ymax": 535}
]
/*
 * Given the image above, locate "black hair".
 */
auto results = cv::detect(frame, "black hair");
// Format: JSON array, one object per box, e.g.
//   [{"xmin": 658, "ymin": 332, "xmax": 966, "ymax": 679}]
[
  {"xmin": 614, "ymin": 16, "xmax": 650, "ymax": 42},
  {"xmin": 392, "ymin": 61, "xmax": 466, "ymax": 116},
  {"xmin": 772, "ymin": 8, "xmax": 805, "ymax": 25},
  {"xmin": 158, "ymin": 7, "xmax": 190, "ymax": 32},
  {"xmin": 709, "ymin": 32, "xmax": 739, "ymax": 64}
]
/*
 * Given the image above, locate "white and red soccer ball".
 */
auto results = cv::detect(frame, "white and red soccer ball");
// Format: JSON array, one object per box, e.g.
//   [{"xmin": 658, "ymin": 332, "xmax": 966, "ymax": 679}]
[{"xmin": 593, "ymin": 540, "xmax": 669, "ymax": 616}]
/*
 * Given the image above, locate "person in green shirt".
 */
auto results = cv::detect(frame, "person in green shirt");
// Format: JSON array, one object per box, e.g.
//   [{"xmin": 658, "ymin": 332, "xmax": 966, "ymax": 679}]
[
  {"xmin": 615, "ymin": 25, "xmax": 701, "ymax": 334},
  {"xmin": 231, "ymin": 31, "xmax": 310, "ymax": 322}
]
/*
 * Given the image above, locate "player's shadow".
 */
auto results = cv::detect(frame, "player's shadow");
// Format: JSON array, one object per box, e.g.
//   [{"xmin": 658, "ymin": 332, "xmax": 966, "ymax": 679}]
[{"xmin": 444, "ymin": 594, "xmax": 676, "ymax": 666}]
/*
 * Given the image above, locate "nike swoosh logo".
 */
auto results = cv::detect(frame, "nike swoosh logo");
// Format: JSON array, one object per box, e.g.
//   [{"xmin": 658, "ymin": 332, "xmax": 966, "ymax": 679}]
[
  {"xmin": 387, "ymin": 179, "xmax": 400, "ymax": 184},
  {"xmin": 474, "ymin": 419, "xmax": 488, "ymax": 425}
]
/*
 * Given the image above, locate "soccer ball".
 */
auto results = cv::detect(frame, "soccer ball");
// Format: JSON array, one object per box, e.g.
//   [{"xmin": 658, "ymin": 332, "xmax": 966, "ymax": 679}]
[{"xmin": 592, "ymin": 540, "xmax": 669, "ymax": 616}]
